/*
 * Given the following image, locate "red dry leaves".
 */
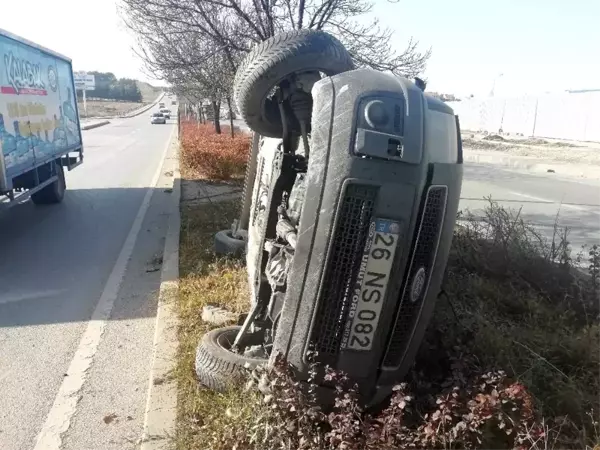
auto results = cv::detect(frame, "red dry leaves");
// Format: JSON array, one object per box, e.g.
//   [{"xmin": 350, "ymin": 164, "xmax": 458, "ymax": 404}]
[{"xmin": 181, "ymin": 120, "xmax": 251, "ymax": 181}]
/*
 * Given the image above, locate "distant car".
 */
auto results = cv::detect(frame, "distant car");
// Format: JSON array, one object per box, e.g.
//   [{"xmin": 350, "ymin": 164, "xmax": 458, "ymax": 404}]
[
  {"xmin": 158, "ymin": 102, "xmax": 165, "ymax": 108},
  {"xmin": 159, "ymin": 108, "xmax": 171, "ymax": 119},
  {"xmin": 171, "ymin": 100, "xmax": 177, "ymax": 105},
  {"xmin": 150, "ymin": 112, "xmax": 166, "ymax": 124}
]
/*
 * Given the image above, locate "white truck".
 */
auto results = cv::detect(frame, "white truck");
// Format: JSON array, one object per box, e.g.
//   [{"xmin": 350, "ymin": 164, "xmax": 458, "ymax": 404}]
[{"xmin": 0, "ymin": 28, "xmax": 83, "ymax": 208}]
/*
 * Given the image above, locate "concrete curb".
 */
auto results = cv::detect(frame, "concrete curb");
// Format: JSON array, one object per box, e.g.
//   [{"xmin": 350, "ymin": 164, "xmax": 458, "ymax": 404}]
[
  {"xmin": 81, "ymin": 120, "xmax": 110, "ymax": 131},
  {"xmin": 463, "ymin": 149, "xmax": 600, "ymax": 180},
  {"xmin": 140, "ymin": 131, "xmax": 180, "ymax": 450}
]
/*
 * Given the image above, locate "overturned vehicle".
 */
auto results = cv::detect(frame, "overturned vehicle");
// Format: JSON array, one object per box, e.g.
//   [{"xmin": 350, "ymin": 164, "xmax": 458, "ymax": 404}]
[{"xmin": 196, "ymin": 30, "xmax": 464, "ymax": 405}]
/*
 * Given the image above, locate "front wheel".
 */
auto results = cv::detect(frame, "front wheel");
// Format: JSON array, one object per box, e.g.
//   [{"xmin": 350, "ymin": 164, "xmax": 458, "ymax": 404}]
[
  {"xmin": 234, "ymin": 30, "xmax": 354, "ymax": 137},
  {"xmin": 31, "ymin": 161, "xmax": 66, "ymax": 205}
]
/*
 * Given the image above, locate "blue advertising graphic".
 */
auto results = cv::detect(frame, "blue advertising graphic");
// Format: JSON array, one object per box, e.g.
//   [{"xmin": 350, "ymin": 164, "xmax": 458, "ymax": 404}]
[{"xmin": 0, "ymin": 33, "xmax": 81, "ymax": 174}]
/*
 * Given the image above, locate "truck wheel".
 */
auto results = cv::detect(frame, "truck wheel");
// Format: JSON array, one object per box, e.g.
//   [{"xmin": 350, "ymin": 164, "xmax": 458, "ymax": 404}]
[
  {"xmin": 214, "ymin": 229, "xmax": 247, "ymax": 256},
  {"xmin": 234, "ymin": 30, "xmax": 354, "ymax": 138},
  {"xmin": 31, "ymin": 162, "xmax": 66, "ymax": 205},
  {"xmin": 195, "ymin": 326, "xmax": 266, "ymax": 391}
]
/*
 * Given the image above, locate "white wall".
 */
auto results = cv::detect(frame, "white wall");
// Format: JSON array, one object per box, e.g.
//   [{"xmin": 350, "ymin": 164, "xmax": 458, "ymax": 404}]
[{"xmin": 448, "ymin": 91, "xmax": 600, "ymax": 142}]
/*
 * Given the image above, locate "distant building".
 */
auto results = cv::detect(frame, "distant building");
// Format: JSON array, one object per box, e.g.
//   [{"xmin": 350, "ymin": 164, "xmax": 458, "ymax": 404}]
[{"xmin": 566, "ymin": 88, "xmax": 600, "ymax": 94}]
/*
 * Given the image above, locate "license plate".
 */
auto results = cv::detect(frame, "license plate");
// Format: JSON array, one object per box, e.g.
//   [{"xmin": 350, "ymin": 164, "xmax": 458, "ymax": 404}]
[{"xmin": 342, "ymin": 218, "xmax": 401, "ymax": 351}]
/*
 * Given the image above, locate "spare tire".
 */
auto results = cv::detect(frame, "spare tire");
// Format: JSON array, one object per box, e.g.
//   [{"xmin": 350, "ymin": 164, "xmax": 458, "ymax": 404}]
[
  {"xmin": 214, "ymin": 229, "xmax": 247, "ymax": 256},
  {"xmin": 234, "ymin": 30, "xmax": 354, "ymax": 138}
]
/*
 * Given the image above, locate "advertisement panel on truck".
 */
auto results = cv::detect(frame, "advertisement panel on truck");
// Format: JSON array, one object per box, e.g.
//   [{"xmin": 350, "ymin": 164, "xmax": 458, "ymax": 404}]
[{"xmin": 0, "ymin": 33, "xmax": 82, "ymax": 178}]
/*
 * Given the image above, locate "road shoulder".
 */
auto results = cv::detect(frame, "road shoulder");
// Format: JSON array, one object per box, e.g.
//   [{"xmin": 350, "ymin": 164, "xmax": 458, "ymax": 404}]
[{"xmin": 141, "ymin": 131, "xmax": 180, "ymax": 450}]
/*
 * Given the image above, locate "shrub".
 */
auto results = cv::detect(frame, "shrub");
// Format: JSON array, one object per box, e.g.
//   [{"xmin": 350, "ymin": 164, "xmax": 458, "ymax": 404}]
[
  {"xmin": 194, "ymin": 354, "xmax": 548, "ymax": 450},
  {"xmin": 430, "ymin": 200, "xmax": 600, "ymax": 448},
  {"xmin": 180, "ymin": 119, "xmax": 250, "ymax": 181}
]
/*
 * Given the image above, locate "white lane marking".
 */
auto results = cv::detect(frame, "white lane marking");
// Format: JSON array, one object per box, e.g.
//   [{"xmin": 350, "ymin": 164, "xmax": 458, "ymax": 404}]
[
  {"xmin": 0, "ymin": 289, "xmax": 69, "ymax": 306},
  {"xmin": 33, "ymin": 126, "xmax": 175, "ymax": 450},
  {"xmin": 507, "ymin": 190, "xmax": 596, "ymax": 213}
]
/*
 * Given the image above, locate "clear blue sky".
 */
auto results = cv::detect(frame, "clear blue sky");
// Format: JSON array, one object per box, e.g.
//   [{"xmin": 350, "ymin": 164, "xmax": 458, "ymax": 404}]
[{"xmin": 1, "ymin": 0, "xmax": 598, "ymax": 97}]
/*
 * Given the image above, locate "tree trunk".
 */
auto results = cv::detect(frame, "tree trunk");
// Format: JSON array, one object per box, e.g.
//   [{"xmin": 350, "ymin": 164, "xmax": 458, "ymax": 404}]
[
  {"xmin": 298, "ymin": 0, "xmax": 305, "ymax": 29},
  {"xmin": 212, "ymin": 100, "xmax": 221, "ymax": 134},
  {"xmin": 226, "ymin": 96, "xmax": 234, "ymax": 138}
]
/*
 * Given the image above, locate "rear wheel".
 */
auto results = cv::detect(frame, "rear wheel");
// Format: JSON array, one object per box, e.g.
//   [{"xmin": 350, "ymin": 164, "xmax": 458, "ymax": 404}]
[
  {"xmin": 234, "ymin": 30, "xmax": 354, "ymax": 137},
  {"xmin": 195, "ymin": 326, "xmax": 267, "ymax": 391},
  {"xmin": 31, "ymin": 161, "xmax": 66, "ymax": 205}
]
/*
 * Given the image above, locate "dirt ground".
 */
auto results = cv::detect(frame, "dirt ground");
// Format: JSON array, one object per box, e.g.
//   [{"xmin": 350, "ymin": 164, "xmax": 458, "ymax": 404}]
[
  {"xmin": 462, "ymin": 132, "xmax": 600, "ymax": 165},
  {"xmin": 77, "ymin": 100, "xmax": 150, "ymax": 118}
]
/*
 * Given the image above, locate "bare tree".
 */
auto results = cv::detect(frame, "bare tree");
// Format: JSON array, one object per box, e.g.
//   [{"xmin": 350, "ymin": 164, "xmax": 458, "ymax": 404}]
[
  {"xmin": 123, "ymin": 5, "xmax": 241, "ymax": 133},
  {"xmin": 121, "ymin": 0, "xmax": 431, "ymax": 132},
  {"xmin": 122, "ymin": 0, "xmax": 429, "ymax": 77}
]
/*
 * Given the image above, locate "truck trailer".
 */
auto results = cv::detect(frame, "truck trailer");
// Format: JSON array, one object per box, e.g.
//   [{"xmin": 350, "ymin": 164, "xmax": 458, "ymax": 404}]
[{"xmin": 0, "ymin": 28, "xmax": 83, "ymax": 208}]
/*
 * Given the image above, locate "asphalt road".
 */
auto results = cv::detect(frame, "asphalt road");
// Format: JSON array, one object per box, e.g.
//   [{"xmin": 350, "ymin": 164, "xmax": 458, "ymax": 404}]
[
  {"xmin": 0, "ymin": 99, "xmax": 176, "ymax": 450},
  {"xmin": 460, "ymin": 163, "xmax": 600, "ymax": 254}
]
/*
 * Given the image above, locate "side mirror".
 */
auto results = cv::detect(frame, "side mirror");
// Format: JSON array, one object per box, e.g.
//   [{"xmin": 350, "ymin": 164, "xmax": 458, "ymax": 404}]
[{"xmin": 414, "ymin": 77, "xmax": 427, "ymax": 92}]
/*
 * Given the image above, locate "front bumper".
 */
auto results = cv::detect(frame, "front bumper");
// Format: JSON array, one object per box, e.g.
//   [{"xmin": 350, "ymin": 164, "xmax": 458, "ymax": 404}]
[{"xmin": 272, "ymin": 69, "xmax": 463, "ymax": 401}]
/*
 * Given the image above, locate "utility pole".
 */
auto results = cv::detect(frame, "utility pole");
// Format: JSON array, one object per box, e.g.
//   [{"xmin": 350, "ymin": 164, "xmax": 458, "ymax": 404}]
[
  {"xmin": 489, "ymin": 73, "xmax": 504, "ymax": 97},
  {"xmin": 82, "ymin": 88, "xmax": 87, "ymax": 117}
]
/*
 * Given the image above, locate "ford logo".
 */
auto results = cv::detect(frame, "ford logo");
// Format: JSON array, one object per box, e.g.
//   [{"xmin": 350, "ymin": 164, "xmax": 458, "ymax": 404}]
[{"xmin": 410, "ymin": 267, "xmax": 426, "ymax": 303}]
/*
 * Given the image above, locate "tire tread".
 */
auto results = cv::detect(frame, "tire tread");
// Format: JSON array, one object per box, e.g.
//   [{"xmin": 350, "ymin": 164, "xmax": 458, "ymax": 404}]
[
  {"xmin": 195, "ymin": 326, "xmax": 265, "ymax": 392},
  {"xmin": 234, "ymin": 30, "xmax": 354, "ymax": 137}
]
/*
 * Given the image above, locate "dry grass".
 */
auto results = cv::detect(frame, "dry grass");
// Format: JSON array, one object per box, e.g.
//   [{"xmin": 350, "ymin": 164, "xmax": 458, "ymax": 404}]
[
  {"xmin": 77, "ymin": 100, "xmax": 148, "ymax": 118},
  {"xmin": 461, "ymin": 136, "xmax": 600, "ymax": 165},
  {"xmin": 176, "ymin": 200, "xmax": 248, "ymax": 450},
  {"xmin": 180, "ymin": 120, "xmax": 251, "ymax": 181},
  {"xmin": 136, "ymin": 81, "xmax": 162, "ymax": 103}
]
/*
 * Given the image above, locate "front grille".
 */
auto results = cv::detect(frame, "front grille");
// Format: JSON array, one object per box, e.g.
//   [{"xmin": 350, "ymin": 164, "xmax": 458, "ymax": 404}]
[
  {"xmin": 311, "ymin": 184, "xmax": 378, "ymax": 356},
  {"xmin": 383, "ymin": 185, "xmax": 447, "ymax": 367}
]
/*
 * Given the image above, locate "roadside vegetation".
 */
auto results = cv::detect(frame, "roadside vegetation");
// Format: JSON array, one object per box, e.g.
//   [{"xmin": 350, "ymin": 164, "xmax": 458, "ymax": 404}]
[
  {"xmin": 175, "ymin": 125, "xmax": 600, "ymax": 450},
  {"xmin": 180, "ymin": 119, "xmax": 250, "ymax": 181}
]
